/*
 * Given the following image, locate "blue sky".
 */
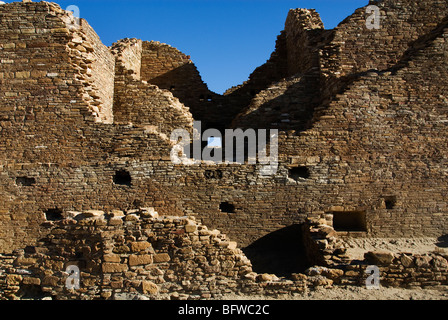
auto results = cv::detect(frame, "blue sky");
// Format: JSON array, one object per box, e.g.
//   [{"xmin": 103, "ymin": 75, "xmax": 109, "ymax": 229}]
[{"xmin": 19, "ymin": 0, "xmax": 368, "ymax": 93}]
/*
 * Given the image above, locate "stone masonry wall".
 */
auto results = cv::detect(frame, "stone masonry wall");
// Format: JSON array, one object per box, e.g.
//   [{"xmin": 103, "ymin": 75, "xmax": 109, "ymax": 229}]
[
  {"xmin": 0, "ymin": 2, "xmax": 181, "ymax": 252},
  {"xmin": 284, "ymin": 9, "xmax": 324, "ymax": 76},
  {"xmin": 76, "ymin": 19, "xmax": 115, "ymax": 123},
  {"xmin": 139, "ymin": 41, "xmax": 226, "ymax": 129},
  {"xmin": 1, "ymin": 0, "xmax": 448, "ymax": 279},
  {"xmin": 112, "ymin": 39, "xmax": 195, "ymax": 136},
  {"xmin": 2, "ymin": 210, "xmax": 448, "ymax": 300},
  {"xmin": 302, "ymin": 217, "xmax": 448, "ymax": 290},
  {"xmin": 0, "ymin": 209, "xmax": 308, "ymax": 300}
]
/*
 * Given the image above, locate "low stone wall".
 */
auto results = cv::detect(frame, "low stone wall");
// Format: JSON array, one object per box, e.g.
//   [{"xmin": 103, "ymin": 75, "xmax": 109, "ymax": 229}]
[
  {"xmin": 1, "ymin": 209, "xmax": 448, "ymax": 300},
  {"xmin": 303, "ymin": 216, "xmax": 448, "ymax": 289},
  {"xmin": 0, "ymin": 209, "xmax": 307, "ymax": 300}
]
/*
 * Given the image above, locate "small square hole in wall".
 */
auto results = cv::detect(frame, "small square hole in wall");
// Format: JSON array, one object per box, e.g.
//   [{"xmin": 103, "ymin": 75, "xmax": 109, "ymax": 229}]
[
  {"xmin": 384, "ymin": 196, "xmax": 397, "ymax": 210},
  {"xmin": 45, "ymin": 208, "xmax": 64, "ymax": 221},
  {"xmin": 332, "ymin": 211, "xmax": 367, "ymax": 232},
  {"xmin": 114, "ymin": 170, "xmax": 132, "ymax": 186},
  {"xmin": 16, "ymin": 177, "xmax": 36, "ymax": 186},
  {"xmin": 220, "ymin": 202, "xmax": 236, "ymax": 214},
  {"xmin": 288, "ymin": 166, "xmax": 311, "ymax": 180}
]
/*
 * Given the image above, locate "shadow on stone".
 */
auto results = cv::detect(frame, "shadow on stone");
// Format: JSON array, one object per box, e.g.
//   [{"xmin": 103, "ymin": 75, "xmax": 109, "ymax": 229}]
[{"xmin": 242, "ymin": 224, "xmax": 311, "ymax": 278}]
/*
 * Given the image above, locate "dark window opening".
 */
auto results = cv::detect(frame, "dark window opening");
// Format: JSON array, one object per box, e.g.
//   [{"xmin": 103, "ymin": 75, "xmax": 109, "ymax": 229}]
[
  {"xmin": 199, "ymin": 94, "xmax": 205, "ymax": 102},
  {"xmin": 332, "ymin": 211, "xmax": 367, "ymax": 232},
  {"xmin": 207, "ymin": 95, "xmax": 213, "ymax": 102},
  {"xmin": 384, "ymin": 196, "xmax": 397, "ymax": 210},
  {"xmin": 17, "ymin": 284, "xmax": 48, "ymax": 300},
  {"xmin": 16, "ymin": 177, "xmax": 36, "ymax": 186},
  {"xmin": 289, "ymin": 166, "xmax": 311, "ymax": 180},
  {"xmin": 220, "ymin": 202, "xmax": 235, "ymax": 213},
  {"xmin": 114, "ymin": 170, "xmax": 132, "ymax": 186},
  {"xmin": 45, "ymin": 208, "xmax": 64, "ymax": 221},
  {"xmin": 243, "ymin": 225, "xmax": 311, "ymax": 277}
]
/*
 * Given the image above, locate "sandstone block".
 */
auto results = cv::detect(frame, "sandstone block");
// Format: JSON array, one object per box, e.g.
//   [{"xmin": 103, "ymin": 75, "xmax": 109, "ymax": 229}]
[
  {"xmin": 227, "ymin": 242, "xmax": 238, "ymax": 250},
  {"xmin": 6, "ymin": 274, "xmax": 22, "ymax": 285},
  {"xmin": 141, "ymin": 280, "xmax": 158, "ymax": 295},
  {"xmin": 102, "ymin": 263, "xmax": 129, "ymax": 273},
  {"xmin": 15, "ymin": 71, "xmax": 30, "ymax": 79},
  {"xmin": 153, "ymin": 253, "xmax": 170, "ymax": 263},
  {"xmin": 185, "ymin": 224, "xmax": 197, "ymax": 233},
  {"xmin": 109, "ymin": 217, "xmax": 123, "ymax": 226},
  {"xmin": 129, "ymin": 254, "xmax": 153, "ymax": 266},
  {"xmin": 103, "ymin": 254, "xmax": 121, "ymax": 263},
  {"xmin": 415, "ymin": 256, "xmax": 432, "ymax": 268},
  {"xmin": 82, "ymin": 210, "xmax": 104, "ymax": 217},
  {"xmin": 130, "ymin": 241, "xmax": 151, "ymax": 252},
  {"xmin": 22, "ymin": 277, "xmax": 41, "ymax": 286},
  {"xmin": 364, "ymin": 250, "xmax": 395, "ymax": 266},
  {"xmin": 14, "ymin": 256, "xmax": 37, "ymax": 266},
  {"xmin": 400, "ymin": 255, "xmax": 414, "ymax": 267},
  {"xmin": 110, "ymin": 210, "xmax": 125, "ymax": 217},
  {"xmin": 42, "ymin": 275, "xmax": 59, "ymax": 287}
]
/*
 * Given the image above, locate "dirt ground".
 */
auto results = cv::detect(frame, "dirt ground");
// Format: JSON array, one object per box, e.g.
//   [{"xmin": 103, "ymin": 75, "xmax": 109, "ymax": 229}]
[
  {"xmin": 223, "ymin": 286, "xmax": 448, "ymax": 300},
  {"xmin": 223, "ymin": 237, "xmax": 448, "ymax": 300},
  {"xmin": 344, "ymin": 237, "xmax": 448, "ymax": 260}
]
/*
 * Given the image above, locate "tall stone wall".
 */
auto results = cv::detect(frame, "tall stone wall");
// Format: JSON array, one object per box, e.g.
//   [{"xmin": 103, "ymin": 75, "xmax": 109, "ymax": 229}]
[
  {"xmin": 139, "ymin": 41, "xmax": 227, "ymax": 129},
  {"xmin": 75, "ymin": 19, "xmax": 116, "ymax": 123},
  {"xmin": 319, "ymin": 0, "xmax": 448, "ymax": 88},
  {"xmin": 112, "ymin": 39, "xmax": 195, "ymax": 135},
  {"xmin": 1, "ymin": 0, "xmax": 448, "ymax": 272},
  {"xmin": 231, "ymin": 9, "xmax": 330, "ymax": 131},
  {"xmin": 0, "ymin": 2, "xmax": 182, "ymax": 252},
  {"xmin": 284, "ymin": 9, "xmax": 324, "ymax": 76}
]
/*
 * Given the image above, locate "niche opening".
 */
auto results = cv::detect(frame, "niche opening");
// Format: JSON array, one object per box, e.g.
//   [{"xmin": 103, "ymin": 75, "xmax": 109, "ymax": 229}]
[
  {"xmin": 45, "ymin": 208, "xmax": 64, "ymax": 221},
  {"xmin": 289, "ymin": 166, "xmax": 311, "ymax": 180},
  {"xmin": 220, "ymin": 202, "xmax": 236, "ymax": 214},
  {"xmin": 16, "ymin": 177, "xmax": 36, "ymax": 186},
  {"xmin": 332, "ymin": 211, "xmax": 367, "ymax": 232},
  {"xmin": 114, "ymin": 170, "xmax": 132, "ymax": 186},
  {"xmin": 384, "ymin": 196, "xmax": 397, "ymax": 210}
]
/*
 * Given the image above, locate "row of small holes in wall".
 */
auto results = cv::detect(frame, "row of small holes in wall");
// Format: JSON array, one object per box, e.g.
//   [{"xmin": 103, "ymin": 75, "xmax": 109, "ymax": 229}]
[
  {"xmin": 168, "ymin": 85, "xmax": 213, "ymax": 102},
  {"xmin": 199, "ymin": 95, "xmax": 213, "ymax": 102},
  {"xmin": 17, "ymin": 171, "xmax": 132, "ymax": 187}
]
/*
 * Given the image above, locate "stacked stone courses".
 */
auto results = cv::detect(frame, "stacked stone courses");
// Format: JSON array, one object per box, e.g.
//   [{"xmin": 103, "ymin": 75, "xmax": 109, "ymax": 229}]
[{"xmin": 1, "ymin": 0, "xmax": 448, "ymax": 299}]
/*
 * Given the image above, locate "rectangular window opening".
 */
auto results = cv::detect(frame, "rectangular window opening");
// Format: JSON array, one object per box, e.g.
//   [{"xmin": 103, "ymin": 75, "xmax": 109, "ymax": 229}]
[{"xmin": 332, "ymin": 211, "xmax": 367, "ymax": 232}]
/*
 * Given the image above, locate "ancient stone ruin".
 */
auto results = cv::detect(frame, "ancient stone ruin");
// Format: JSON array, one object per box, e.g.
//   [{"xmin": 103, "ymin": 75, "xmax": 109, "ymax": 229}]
[{"xmin": 1, "ymin": 0, "xmax": 448, "ymax": 300}]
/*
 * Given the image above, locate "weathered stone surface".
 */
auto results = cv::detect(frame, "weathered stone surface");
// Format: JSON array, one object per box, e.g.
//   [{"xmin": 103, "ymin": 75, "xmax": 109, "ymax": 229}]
[
  {"xmin": 102, "ymin": 263, "xmax": 129, "ymax": 273},
  {"xmin": 129, "ymin": 254, "xmax": 153, "ymax": 266},
  {"xmin": 365, "ymin": 251, "xmax": 395, "ymax": 266},
  {"xmin": 141, "ymin": 281, "xmax": 158, "ymax": 295},
  {"xmin": 1, "ymin": 0, "xmax": 448, "ymax": 301},
  {"xmin": 130, "ymin": 242, "xmax": 151, "ymax": 253},
  {"xmin": 153, "ymin": 253, "xmax": 170, "ymax": 263}
]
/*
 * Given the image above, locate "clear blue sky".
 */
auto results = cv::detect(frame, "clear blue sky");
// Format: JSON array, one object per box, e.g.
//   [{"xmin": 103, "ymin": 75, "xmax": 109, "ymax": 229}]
[{"xmin": 17, "ymin": 0, "xmax": 368, "ymax": 93}]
